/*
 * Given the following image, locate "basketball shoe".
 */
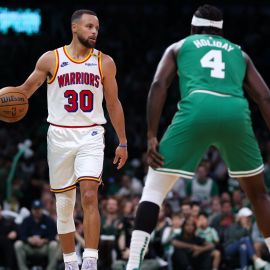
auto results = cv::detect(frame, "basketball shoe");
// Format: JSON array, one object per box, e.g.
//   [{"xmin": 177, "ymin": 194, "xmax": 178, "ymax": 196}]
[
  {"xmin": 64, "ymin": 261, "xmax": 79, "ymax": 270},
  {"xmin": 81, "ymin": 257, "xmax": 97, "ymax": 270}
]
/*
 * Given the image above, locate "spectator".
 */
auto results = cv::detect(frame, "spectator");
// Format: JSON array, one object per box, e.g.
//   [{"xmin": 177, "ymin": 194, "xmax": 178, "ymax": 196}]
[
  {"xmin": 0, "ymin": 204, "xmax": 18, "ymax": 269},
  {"xmin": 151, "ymin": 204, "xmax": 172, "ymax": 260},
  {"xmin": 252, "ymin": 221, "xmax": 270, "ymax": 262},
  {"xmin": 162, "ymin": 211, "xmax": 184, "ymax": 270},
  {"xmin": 196, "ymin": 212, "xmax": 221, "ymax": 270},
  {"xmin": 14, "ymin": 199, "xmax": 58, "ymax": 270},
  {"xmin": 181, "ymin": 201, "xmax": 192, "ymax": 219},
  {"xmin": 210, "ymin": 200, "xmax": 234, "ymax": 242},
  {"xmin": 186, "ymin": 164, "xmax": 219, "ymax": 208},
  {"xmin": 99, "ymin": 197, "xmax": 121, "ymax": 270},
  {"xmin": 223, "ymin": 207, "xmax": 267, "ymax": 270},
  {"xmin": 208, "ymin": 197, "xmax": 221, "ymax": 225},
  {"xmin": 191, "ymin": 202, "xmax": 201, "ymax": 223},
  {"xmin": 172, "ymin": 217, "xmax": 213, "ymax": 270},
  {"xmin": 116, "ymin": 174, "xmax": 143, "ymax": 197}
]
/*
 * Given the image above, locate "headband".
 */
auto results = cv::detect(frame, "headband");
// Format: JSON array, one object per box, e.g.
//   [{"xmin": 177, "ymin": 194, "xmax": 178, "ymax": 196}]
[{"xmin": 191, "ymin": 15, "xmax": 223, "ymax": 29}]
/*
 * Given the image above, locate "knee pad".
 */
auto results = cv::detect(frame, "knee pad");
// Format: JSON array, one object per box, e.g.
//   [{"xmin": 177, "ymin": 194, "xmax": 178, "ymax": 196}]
[
  {"xmin": 140, "ymin": 167, "xmax": 178, "ymax": 207},
  {"xmin": 140, "ymin": 188, "xmax": 165, "ymax": 207},
  {"xmin": 55, "ymin": 190, "xmax": 76, "ymax": 234}
]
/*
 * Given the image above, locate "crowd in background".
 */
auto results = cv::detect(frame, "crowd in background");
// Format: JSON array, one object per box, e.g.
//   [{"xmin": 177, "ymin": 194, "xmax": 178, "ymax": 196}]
[{"xmin": 1, "ymin": 1, "xmax": 270, "ymax": 269}]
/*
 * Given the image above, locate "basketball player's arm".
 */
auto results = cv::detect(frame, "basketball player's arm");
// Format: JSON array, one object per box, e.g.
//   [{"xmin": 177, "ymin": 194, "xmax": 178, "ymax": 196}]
[
  {"xmin": 0, "ymin": 51, "xmax": 53, "ymax": 98},
  {"xmin": 243, "ymin": 52, "xmax": 270, "ymax": 130},
  {"xmin": 103, "ymin": 54, "xmax": 128, "ymax": 169},
  {"xmin": 147, "ymin": 43, "xmax": 178, "ymax": 168}
]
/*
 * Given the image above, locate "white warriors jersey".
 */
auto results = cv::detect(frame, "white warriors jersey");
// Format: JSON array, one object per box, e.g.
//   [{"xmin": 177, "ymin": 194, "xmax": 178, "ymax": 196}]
[{"xmin": 47, "ymin": 46, "xmax": 106, "ymax": 127}]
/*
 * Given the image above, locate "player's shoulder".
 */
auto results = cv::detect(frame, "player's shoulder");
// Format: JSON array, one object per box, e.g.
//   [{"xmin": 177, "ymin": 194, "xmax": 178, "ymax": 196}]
[
  {"xmin": 99, "ymin": 51, "xmax": 115, "ymax": 65},
  {"xmin": 38, "ymin": 50, "xmax": 57, "ymax": 64},
  {"xmin": 99, "ymin": 52, "xmax": 116, "ymax": 72},
  {"xmin": 166, "ymin": 38, "xmax": 187, "ymax": 56}
]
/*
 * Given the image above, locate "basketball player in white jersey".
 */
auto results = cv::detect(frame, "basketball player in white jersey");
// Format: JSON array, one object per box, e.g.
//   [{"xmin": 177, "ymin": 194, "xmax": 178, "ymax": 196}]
[{"xmin": 0, "ymin": 9, "xmax": 128, "ymax": 270}]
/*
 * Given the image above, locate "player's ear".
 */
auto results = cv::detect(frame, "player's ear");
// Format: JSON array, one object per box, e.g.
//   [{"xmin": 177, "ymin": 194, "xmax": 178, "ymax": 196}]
[{"xmin": 71, "ymin": 23, "xmax": 77, "ymax": 33}]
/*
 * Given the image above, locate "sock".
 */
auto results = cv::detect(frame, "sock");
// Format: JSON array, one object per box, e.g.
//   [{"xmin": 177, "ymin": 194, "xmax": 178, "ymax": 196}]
[
  {"xmin": 126, "ymin": 230, "xmax": 150, "ymax": 270},
  {"xmin": 63, "ymin": 252, "xmax": 77, "ymax": 263},
  {"xmin": 83, "ymin": 248, "xmax": 98, "ymax": 259},
  {"xmin": 265, "ymin": 237, "xmax": 270, "ymax": 252}
]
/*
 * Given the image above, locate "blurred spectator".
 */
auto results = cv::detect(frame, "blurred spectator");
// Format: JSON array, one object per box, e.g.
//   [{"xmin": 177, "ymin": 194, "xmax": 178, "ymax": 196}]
[
  {"xmin": 162, "ymin": 211, "xmax": 184, "ymax": 270},
  {"xmin": 117, "ymin": 200, "xmax": 136, "ymax": 256},
  {"xmin": 0, "ymin": 204, "xmax": 18, "ymax": 269},
  {"xmin": 115, "ymin": 174, "xmax": 143, "ymax": 197},
  {"xmin": 208, "ymin": 197, "xmax": 221, "ymax": 224},
  {"xmin": 252, "ymin": 221, "xmax": 270, "ymax": 262},
  {"xmin": 223, "ymin": 207, "xmax": 267, "ymax": 270},
  {"xmin": 196, "ymin": 212, "xmax": 221, "ymax": 270},
  {"xmin": 151, "ymin": 204, "xmax": 172, "ymax": 260},
  {"xmin": 210, "ymin": 200, "xmax": 234, "ymax": 242},
  {"xmin": 231, "ymin": 188, "xmax": 244, "ymax": 214},
  {"xmin": 191, "ymin": 202, "xmax": 201, "ymax": 223},
  {"xmin": 186, "ymin": 164, "xmax": 219, "ymax": 208},
  {"xmin": 74, "ymin": 217, "xmax": 85, "ymax": 266},
  {"xmin": 172, "ymin": 217, "xmax": 213, "ymax": 270},
  {"xmin": 181, "ymin": 201, "xmax": 192, "ymax": 219},
  {"xmin": 14, "ymin": 200, "xmax": 58, "ymax": 270},
  {"xmin": 99, "ymin": 197, "xmax": 121, "ymax": 270}
]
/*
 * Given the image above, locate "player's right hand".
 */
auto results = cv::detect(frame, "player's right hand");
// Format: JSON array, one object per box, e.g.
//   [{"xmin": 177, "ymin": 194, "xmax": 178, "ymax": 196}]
[{"xmin": 147, "ymin": 137, "xmax": 164, "ymax": 168}]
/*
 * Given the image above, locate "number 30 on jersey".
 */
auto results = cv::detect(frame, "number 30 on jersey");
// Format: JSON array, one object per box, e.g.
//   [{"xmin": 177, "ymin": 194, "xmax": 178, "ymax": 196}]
[{"xmin": 64, "ymin": 89, "xmax": 93, "ymax": 112}]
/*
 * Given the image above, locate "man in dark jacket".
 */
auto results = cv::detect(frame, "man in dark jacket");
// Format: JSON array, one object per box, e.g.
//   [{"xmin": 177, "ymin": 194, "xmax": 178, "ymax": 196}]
[
  {"xmin": 14, "ymin": 200, "xmax": 59, "ymax": 270},
  {"xmin": 0, "ymin": 204, "xmax": 18, "ymax": 269}
]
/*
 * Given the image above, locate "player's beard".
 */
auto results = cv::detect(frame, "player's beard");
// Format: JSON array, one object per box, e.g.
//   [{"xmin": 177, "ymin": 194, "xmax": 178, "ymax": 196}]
[{"xmin": 78, "ymin": 35, "xmax": 95, "ymax": 48}]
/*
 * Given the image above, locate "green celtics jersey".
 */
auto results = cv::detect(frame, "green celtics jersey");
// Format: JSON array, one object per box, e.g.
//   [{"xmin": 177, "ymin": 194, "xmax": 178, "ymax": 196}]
[{"xmin": 177, "ymin": 34, "xmax": 247, "ymax": 99}]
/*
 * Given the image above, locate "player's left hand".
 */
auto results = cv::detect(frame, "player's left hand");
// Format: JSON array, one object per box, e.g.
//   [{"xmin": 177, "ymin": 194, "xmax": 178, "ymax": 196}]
[{"xmin": 113, "ymin": 146, "xmax": 128, "ymax": 169}]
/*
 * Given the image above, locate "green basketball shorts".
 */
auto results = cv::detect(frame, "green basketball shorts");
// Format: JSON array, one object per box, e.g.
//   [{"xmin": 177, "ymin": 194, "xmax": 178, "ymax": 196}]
[{"xmin": 156, "ymin": 91, "xmax": 263, "ymax": 179}]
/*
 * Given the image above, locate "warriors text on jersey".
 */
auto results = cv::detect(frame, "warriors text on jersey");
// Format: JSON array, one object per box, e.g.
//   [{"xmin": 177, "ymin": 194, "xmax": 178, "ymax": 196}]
[{"xmin": 47, "ymin": 46, "xmax": 106, "ymax": 127}]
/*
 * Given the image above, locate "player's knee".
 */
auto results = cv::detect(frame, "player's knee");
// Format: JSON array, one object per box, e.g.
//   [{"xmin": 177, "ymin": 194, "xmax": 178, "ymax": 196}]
[
  {"xmin": 81, "ymin": 189, "xmax": 98, "ymax": 208},
  {"xmin": 55, "ymin": 194, "xmax": 75, "ymax": 234},
  {"xmin": 140, "ymin": 187, "xmax": 165, "ymax": 208}
]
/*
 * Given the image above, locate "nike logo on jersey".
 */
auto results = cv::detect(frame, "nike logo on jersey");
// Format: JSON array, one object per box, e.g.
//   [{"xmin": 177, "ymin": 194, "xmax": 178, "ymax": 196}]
[
  {"xmin": 61, "ymin": 62, "xmax": 69, "ymax": 67},
  {"xmin": 91, "ymin": 131, "xmax": 98, "ymax": 136}
]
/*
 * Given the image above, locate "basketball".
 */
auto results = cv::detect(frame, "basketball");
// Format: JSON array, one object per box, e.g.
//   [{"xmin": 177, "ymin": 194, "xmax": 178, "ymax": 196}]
[{"xmin": 0, "ymin": 91, "xmax": 29, "ymax": 123}]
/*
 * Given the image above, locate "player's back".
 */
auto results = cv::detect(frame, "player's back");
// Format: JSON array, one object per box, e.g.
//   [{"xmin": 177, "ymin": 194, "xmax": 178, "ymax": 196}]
[
  {"xmin": 177, "ymin": 34, "xmax": 247, "ymax": 99},
  {"xmin": 47, "ymin": 46, "xmax": 106, "ymax": 127}
]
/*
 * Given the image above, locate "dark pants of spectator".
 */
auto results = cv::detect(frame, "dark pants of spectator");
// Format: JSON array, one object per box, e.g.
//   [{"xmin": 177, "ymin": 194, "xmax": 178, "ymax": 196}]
[
  {"xmin": 225, "ymin": 236, "xmax": 255, "ymax": 270},
  {"xmin": 172, "ymin": 248, "xmax": 212, "ymax": 270},
  {"xmin": 0, "ymin": 239, "xmax": 17, "ymax": 269}
]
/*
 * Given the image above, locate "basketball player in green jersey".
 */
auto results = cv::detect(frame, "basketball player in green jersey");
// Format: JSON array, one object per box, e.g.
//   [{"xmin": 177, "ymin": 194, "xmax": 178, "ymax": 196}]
[{"xmin": 126, "ymin": 4, "xmax": 270, "ymax": 270}]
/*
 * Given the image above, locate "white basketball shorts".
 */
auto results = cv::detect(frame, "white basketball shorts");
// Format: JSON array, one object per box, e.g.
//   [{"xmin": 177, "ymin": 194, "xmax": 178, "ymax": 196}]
[{"xmin": 47, "ymin": 125, "xmax": 105, "ymax": 193}]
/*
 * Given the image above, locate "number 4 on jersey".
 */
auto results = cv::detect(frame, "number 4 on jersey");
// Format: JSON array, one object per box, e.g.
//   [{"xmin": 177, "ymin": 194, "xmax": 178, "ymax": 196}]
[{"xmin": 200, "ymin": 49, "xmax": 225, "ymax": 79}]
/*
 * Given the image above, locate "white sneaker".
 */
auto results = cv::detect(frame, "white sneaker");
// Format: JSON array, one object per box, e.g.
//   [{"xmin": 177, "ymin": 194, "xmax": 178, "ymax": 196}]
[
  {"xmin": 64, "ymin": 261, "xmax": 79, "ymax": 270},
  {"xmin": 254, "ymin": 258, "xmax": 268, "ymax": 269},
  {"xmin": 81, "ymin": 257, "xmax": 97, "ymax": 270}
]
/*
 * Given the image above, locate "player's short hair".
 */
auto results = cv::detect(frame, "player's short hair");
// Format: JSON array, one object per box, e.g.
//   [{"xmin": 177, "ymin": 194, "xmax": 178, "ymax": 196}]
[
  {"xmin": 192, "ymin": 4, "xmax": 223, "ymax": 35},
  {"xmin": 71, "ymin": 9, "xmax": 97, "ymax": 23}
]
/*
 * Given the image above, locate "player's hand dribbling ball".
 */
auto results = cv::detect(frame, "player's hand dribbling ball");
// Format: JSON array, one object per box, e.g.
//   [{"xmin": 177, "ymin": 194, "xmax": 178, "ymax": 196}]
[{"xmin": 0, "ymin": 89, "xmax": 28, "ymax": 123}]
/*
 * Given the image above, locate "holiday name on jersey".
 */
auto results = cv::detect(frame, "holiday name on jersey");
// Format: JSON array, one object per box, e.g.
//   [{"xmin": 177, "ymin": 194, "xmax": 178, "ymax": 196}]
[
  {"xmin": 57, "ymin": 72, "xmax": 101, "ymax": 88},
  {"xmin": 193, "ymin": 39, "xmax": 234, "ymax": 52}
]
